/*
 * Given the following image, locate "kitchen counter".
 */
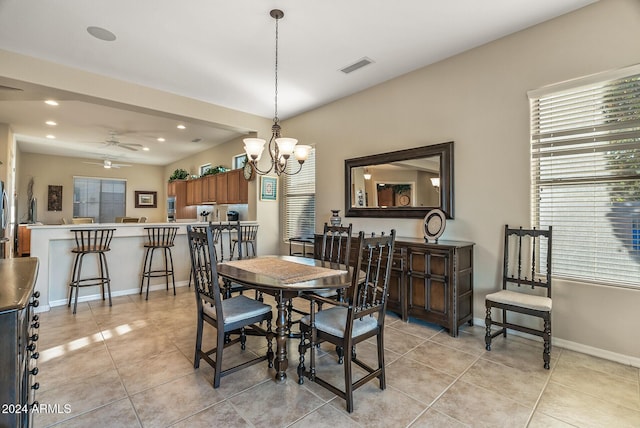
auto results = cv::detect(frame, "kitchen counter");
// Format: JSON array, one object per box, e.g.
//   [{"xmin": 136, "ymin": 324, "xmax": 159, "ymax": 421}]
[{"xmin": 29, "ymin": 221, "xmax": 258, "ymax": 311}]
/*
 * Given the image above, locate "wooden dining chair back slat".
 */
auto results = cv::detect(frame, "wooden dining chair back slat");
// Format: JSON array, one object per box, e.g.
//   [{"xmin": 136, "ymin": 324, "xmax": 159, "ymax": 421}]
[
  {"xmin": 297, "ymin": 229, "xmax": 396, "ymax": 413},
  {"xmin": 186, "ymin": 225, "xmax": 274, "ymax": 388},
  {"xmin": 320, "ymin": 223, "xmax": 353, "ymax": 265}
]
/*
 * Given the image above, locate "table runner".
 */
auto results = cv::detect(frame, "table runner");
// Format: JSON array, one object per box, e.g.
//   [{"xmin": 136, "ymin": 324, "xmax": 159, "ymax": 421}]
[{"xmin": 222, "ymin": 258, "xmax": 347, "ymax": 284}]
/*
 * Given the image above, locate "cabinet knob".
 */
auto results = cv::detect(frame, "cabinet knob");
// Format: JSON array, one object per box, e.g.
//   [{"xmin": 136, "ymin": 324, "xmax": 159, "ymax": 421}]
[
  {"xmin": 31, "ymin": 352, "xmax": 39, "ymax": 360},
  {"xmin": 30, "ymin": 367, "xmax": 39, "ymax": 376},
  {"xmin": 32, "ymin": 382, "xmax": 40, "ymax": 390},
  {"xmin": 26, "ymin": 343, "xmax": 36, "ymax": 352},
  {"xmin": 31, "ymin": 321, "xmax": 40, "ymax": 329},
  {"xmin": 33, "ymin": 291, "xmax": 41, "ymax": 298},
  {"xmin": 33, "ymin": 314, "xmax": 39, "ymax": 322},
  {"xmin": 30, "ymin": 401, "xmax": 39, "ymax": 410},
  {"xmin": 30, "ymin": 299, "xmax": 39, "ymax": 308},
  {"xmin": 30, "ymin": 333, "xmax": 39, "ymax": 342}
]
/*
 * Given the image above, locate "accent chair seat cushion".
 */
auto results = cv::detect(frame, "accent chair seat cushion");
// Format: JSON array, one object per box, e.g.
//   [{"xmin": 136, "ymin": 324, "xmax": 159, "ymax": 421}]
[{"xmin": 486, "ymin": 289, "xmax": 552, "ymax": 312}]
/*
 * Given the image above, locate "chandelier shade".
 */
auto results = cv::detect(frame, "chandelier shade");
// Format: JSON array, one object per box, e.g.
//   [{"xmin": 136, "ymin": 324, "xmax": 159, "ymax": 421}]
[{"xmin": 243, "ymin": 9, "xmax": 308, "ymax": 176}]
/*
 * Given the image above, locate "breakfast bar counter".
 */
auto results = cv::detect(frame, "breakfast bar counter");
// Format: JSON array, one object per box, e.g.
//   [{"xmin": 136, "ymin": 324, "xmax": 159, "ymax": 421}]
[{"xmin": 28, "ymin": 221, "xmax": 257, "ymax": 311}]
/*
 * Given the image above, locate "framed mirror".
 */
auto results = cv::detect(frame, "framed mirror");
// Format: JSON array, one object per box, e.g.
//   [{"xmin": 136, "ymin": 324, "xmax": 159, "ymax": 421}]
[{"xmin": 345, "ymin": 141, "xmax": 454, "ymax": 219}]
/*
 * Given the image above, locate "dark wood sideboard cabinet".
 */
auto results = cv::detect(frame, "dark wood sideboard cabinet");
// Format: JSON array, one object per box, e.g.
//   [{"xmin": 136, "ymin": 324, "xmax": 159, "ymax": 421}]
[
  {"xmin": 0, "ymin": 258, "xmax": 40, "ymax": 428},
  {"xmin": 314, "ymin": 235, "xmax": 474, "ymax": 337}
]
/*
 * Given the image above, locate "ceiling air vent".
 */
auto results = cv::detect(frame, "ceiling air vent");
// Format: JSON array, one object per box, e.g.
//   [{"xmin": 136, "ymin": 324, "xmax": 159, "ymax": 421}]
[{"xmin": 340, "ymin": 57, "xmax": 374, "ymax": 74}]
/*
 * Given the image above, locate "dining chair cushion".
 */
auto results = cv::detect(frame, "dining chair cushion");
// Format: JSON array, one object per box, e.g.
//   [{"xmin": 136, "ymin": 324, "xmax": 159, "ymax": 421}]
[
  {"xmin": 313, "ymin": 288, "xmax": 338, "ymax": 298},
  {"xmin": 486, "ymin": 289, "xmax": 552, "ymax": 312},
  {"xmin": 202, "ymin": 295, "xmax": 273, "ymax": 325},
  {"xmin": 300, "ymin": 306, "xmax": 378, "ymax": 338}
]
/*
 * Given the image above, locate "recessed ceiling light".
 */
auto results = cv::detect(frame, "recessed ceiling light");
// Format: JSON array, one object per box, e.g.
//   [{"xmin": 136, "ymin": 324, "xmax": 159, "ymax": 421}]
[
  {"xmin": 157, "ymin": 137, "xmax": 165, "ymax": 142},
  {"xmin": 44, "ymin": 100, "xmax": 58, "ymax": 106},
  {"xmin": 177, "ymin": 124, "xmax": 186, "ymax": 130},
  {"xmin": 46, "ymin": 134, "xmax": 55, "ymax": 139},
  {"xmin": 45, "ymin": 121, "xmax": 57, "ymax": 126},
  {"xmin": 142, "ymin": 147, "xmax": 150, "ymax": 151},
  {"xmin": 87, "ymin": 26, "xmax": 117, "ymax": 42}
]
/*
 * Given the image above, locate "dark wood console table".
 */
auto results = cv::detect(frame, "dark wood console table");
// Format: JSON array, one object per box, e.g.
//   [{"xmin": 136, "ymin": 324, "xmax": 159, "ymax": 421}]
[{"xmin": 314, "ymin": 235, "xmax": 474, "ymax": 337}]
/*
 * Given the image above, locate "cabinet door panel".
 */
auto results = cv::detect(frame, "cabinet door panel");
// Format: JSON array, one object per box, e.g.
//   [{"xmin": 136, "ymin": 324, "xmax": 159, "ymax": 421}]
[{"xmin": 428, "ymin": 279, "xmax": 446, "ymax": 314}]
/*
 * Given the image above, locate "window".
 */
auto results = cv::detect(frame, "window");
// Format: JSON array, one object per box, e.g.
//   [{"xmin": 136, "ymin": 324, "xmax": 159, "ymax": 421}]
[
  {"xmin": 529, "ymin": 65, "xmax": 640, "ymax": 287},
  {"xmin": 232, "ymin": 154, "xmax": 247, "ymax": 170},
  {"xmin": 282, "ymin": 148, "xmax": 316, "ymax": 241},
  {"xmin": 73, "ymin": 177, "xmax": 126, "ymax": 223},
  {"xmin": 199, "ymin": 163, "xmax": 212, "ymax": 176}
]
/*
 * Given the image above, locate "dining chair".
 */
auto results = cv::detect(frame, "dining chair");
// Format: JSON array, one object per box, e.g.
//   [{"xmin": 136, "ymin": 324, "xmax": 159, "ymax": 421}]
[
  {"xmin": 231, "ymin": 224, "xmax": 259, "ymax": 258},
  {"xmin": 287, "ymin": 223, "xmax": 353, "ymax": 334},
  {"xmin": 485, "ymin": 225, "xmax": 553, "ymax": 369},
  {"xmin": 297, "ymin": 229, "xmax": 396, "ymax": 413},
  {"xmin": 186, "ymin": 225, "xmax": 274, "ymax": 388}
]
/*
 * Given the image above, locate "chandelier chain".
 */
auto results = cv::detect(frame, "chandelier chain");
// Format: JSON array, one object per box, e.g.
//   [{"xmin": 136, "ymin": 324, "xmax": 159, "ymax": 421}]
[{"xmin": 274, "ymin": 13, "xmax": 279, "ymax": 123}]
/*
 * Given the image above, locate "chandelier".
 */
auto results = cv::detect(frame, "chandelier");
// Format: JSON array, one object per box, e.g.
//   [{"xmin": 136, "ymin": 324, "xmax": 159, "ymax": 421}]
[{"xmin": 243, "ymin": 9, "xmax": 310, "ymax": 176}]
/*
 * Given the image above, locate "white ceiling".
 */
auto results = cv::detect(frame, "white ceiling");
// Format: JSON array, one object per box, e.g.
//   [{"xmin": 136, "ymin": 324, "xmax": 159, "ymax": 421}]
[{"xmin": 0, "ymin": 0, "xmax": 597, "ymax": 166}]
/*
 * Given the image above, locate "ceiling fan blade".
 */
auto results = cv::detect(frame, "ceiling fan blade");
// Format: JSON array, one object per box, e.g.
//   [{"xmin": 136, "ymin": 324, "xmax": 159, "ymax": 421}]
[
  {"xmin": 82, "ymin": 161, "xmax": 104, "ymax": 166},
  {"xmin": 119, "ymin": 145, "xmax": 138, "ymax": 151},
  {"xmin": 113, "ymin": 163, "xmax": 132, "ymax": 168}
]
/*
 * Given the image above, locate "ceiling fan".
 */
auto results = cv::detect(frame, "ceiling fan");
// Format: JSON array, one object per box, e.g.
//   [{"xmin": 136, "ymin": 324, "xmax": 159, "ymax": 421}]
[
  {"xmin": 101, "ymin": 132, "xmax": 143, "ymax": 151},
  {"xmin": 83, "ymin": 159, "xmax": 132, "ymax": 169}
]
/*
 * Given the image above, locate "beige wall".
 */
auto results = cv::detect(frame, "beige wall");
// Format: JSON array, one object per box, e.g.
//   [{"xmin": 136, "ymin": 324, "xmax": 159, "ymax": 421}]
[
  {"xmin": 18, "ymin": 152, "xmax": 167, "ymax": 223},
  {"xmin": 282, "ymin": 0, "xmax": 640, "ymax": 361}
]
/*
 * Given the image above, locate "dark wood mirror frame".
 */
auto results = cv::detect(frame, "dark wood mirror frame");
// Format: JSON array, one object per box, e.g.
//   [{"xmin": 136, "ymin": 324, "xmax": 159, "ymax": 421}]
[{"xmin": 344, "ymin": 141, "xmax": 454, "ymax": 219}]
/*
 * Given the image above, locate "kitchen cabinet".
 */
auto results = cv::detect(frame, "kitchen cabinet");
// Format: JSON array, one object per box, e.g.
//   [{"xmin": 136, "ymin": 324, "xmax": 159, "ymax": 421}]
[
  {"xmin": 216, "ymin": 173, "xmax": 228, "ymax": 204},
  {"xmin": 212, "ymin": 170, "xmax": 248, "ymax": 205},
  {"xmin": 17, "ymin": 224, "xmax": 31, "ymax": 256},
  {"xmin": 179, "ymin": 170, "xmax": 248, "ymax": 206},
  {"xmin": 167, "ymin": 180, "xmax": 196, "ymax": 219},
  {"xmin": 186, "ymin": 179, "xmax": 203, "ymax": 205},
  {"xmin": 203, "ymin": 174, "xmax": 217, "ymax": 203},
  {"xmin": 225, "ymin": 169, "xmax": 247, "ymax": 204},
  {"xmin": 314, "ymin": 235, "xmax": 474, "ymax": 337}
]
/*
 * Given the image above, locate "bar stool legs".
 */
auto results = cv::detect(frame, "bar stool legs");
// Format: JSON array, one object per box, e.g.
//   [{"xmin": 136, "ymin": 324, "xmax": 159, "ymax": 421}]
[
  {"xmin": 140, "ymin": 226, "xmax": 178, "ymax": 300},
  {"xmin": 67, "ymin": 228, "xmax": 115, "ymax": 315},
  {"xmin": 140, "ymin": 245, "xmax": 176, "ymax": 300}
]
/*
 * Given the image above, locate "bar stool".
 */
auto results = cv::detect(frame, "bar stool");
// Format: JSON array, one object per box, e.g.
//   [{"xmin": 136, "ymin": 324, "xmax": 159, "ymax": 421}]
[
  {"xmin": 231, "ymin": 224, "xmax": 259, "ymax": 258},
  {"xmin": 68, "ymin": 228, "xmax": 115, "ymax": 314},
  {"xmin": 140, "ymin": 226, "xmax": 179, "ymax": 300}
]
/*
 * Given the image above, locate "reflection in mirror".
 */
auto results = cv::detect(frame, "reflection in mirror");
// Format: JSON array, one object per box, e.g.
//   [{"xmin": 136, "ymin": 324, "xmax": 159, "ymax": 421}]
[
  {"xmin": 351, "ymin": 156, "xmax": 440, "ymax": 208},
  {"xmin": 345, "ymin": 141, "xmax": 454, "ymax": 219}
]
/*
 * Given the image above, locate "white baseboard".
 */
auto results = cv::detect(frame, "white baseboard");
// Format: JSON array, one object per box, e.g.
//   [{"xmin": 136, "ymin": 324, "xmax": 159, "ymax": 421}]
[
  {"xmin": 48, "ymin": 281, "xmax": 190, "ymax": 308},
  {"xmin": 473, "ymin": 316, "xmax": 640, "ymax": 368}
]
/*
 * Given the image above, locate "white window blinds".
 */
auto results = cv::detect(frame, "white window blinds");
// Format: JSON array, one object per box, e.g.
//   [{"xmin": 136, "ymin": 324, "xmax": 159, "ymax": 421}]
[
  {"xmin": 530, "ymin": 68, "xmax": 640, "ymax": 288},
  {"xmin": 282, "ymin": 148, "xmax": 316, "ymax": 241}
]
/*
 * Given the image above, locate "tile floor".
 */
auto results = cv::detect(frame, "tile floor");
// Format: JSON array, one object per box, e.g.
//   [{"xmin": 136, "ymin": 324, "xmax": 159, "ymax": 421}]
[{"xmin": 33, "ymin": 286, "xmax": 640, "ymax": 428}]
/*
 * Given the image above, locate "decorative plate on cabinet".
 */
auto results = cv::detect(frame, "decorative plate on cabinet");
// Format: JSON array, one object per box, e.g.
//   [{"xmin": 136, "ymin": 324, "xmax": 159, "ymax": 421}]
[{"xmin": 423, "ymin": 209, "xmax": 446, "ymax": 243}]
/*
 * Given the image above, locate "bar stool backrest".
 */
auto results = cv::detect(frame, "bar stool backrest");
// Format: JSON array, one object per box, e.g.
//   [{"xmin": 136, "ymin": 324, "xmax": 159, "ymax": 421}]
[
  {"xmin": 144, "ymin": 227, "xmax": 178, "ymax": 247},
  {"xmin": 71, "ymin": 228, "xmax": 115, "ymax": 253},
  {"xmin": 209, "ymin": 221, "xmax": 243, "ymax": 261}
]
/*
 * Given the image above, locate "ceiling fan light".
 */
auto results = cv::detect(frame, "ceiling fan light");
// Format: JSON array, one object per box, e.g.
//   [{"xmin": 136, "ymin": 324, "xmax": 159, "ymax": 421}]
[{"xmin": 104, "ymin": 160, "xmax": 112, "ymax": 168}]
